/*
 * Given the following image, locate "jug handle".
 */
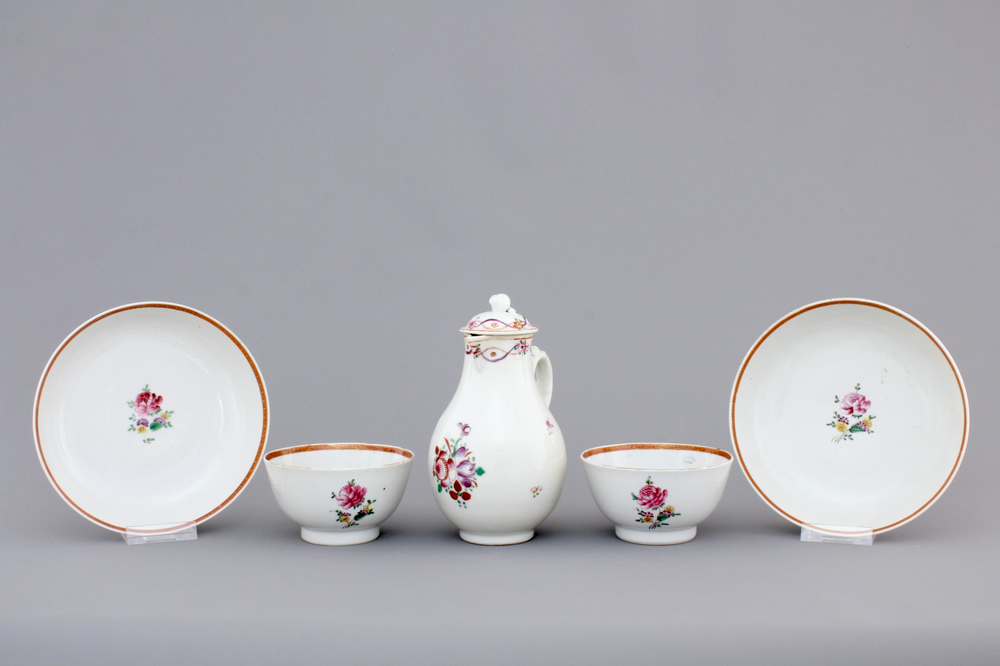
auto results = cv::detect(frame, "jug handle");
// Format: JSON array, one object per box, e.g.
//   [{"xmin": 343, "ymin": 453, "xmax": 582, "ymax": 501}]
[{"xmin": 531, "ymin": 346, "xmax": 553, "ymax": 407}]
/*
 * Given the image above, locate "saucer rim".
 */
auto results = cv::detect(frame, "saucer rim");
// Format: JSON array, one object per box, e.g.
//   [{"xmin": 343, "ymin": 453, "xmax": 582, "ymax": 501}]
[
  {"xmin": 729, "ymin": 297, "xmax": 969, "ymax": 535},
  {"xmin": 33, "ymin": 301, "xmax": 270, "ymax": 533}
]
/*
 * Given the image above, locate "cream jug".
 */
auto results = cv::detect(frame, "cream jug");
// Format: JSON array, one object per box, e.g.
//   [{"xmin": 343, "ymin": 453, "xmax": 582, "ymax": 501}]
[{"xmin": 429, "ymin": 294, "xmax": 566, "ymax": 544}]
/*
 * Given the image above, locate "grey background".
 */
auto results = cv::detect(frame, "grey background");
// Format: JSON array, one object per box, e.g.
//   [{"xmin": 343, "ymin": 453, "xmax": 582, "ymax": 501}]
[{"xmin": 2, "ymin": 2, "xmax": 998, "ymax": 663}]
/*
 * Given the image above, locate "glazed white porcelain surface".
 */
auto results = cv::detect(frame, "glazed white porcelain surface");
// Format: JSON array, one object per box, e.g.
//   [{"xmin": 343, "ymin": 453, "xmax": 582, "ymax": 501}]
[
  {"xmin": 265, "ymin": 444, "xmax": 413, "ymax": 545},
  {"xmin": 730, "ymin": 298, "xmax": 969, "ymax": 534},
  {"xmin": 33, "ymin": 302, "xmax": 268, "ymax": 533},
  {"xmin": 582, "ymin": 444, "xmax": 732, "ymax": 544},
  {"xmin": 429, "ymin": 294, "xmax": 566, "ymax": 545}
]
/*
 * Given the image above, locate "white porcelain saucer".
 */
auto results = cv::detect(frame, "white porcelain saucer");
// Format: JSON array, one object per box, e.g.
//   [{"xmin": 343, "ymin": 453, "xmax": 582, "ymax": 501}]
[
  {"xmin": 730, "ymin": 299, "xmax": 968, "ymax": 535},
  {"xmin": 33, "ymin": 303, "xmax": 269, "ymax": 533}
]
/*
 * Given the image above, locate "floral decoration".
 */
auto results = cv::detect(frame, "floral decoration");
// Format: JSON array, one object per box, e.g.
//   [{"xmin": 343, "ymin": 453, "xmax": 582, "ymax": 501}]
[
  {"xmin": 465, "ymin": 316, "xmax": 529, "ymax": 332},
  {"xmin": 465, "ymin": 338, "xmax": 531, "ymax": 363},
  {"xmin": 433, "ymin": 423, "xmax": 485, "ymax": 508},
  {"xmin": 826, "ymin": 383, "xmax": 876, "ymax": 443},
  {"xmin": 545, "ymin": 420, "xmax": 554, "ymax": 435},
  {"xmin": 632, "ymin": 476, "xmax": 679, "ymax": 529},
  {"xmin": 530, "ymin": 486, "xmax": 543, "ymax": 498},
  {"xmin": 127, "ymin": 384, "xmax": 174, "ymax": 444},
  {"xmin": 332, "ymin": 480, "xmax": 376, "ymax": 528}
]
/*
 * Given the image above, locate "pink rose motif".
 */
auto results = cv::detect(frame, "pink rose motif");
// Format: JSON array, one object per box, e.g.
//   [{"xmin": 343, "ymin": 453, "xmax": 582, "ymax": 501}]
[
  {"xmin": 840, "ymin": 392, "xmax": 871, "ymax": 416},
  {"xmin": 457, "ymin": 422, "xmax": 471, "ymax": 437},
  {"xmin": 134, "ymin": 391, "xmax": 164, "ymax": 415},
  {"xmin": 434, "ymin": 449, "xmax": 454, "ymax": 487},
  {"xmin": 435, "ymin": 438, "xmax": 484, "ymax": 504},
  {"xmin": 336, "ymin": 482, "xmax": 367, "ymax": 509},
  {"xmin": 636, "ymin": 483, "xmax": 668, "ymax": 510}
]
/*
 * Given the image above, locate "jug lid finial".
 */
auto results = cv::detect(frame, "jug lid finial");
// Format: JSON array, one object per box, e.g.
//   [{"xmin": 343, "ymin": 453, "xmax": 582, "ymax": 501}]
[
  {"xmin": 460, "ymin": 294, "xmax": 538, "ymax": 336},
  {"xmin": 489, "ymin": 294, "xmax": 511, "ymax": 313}
]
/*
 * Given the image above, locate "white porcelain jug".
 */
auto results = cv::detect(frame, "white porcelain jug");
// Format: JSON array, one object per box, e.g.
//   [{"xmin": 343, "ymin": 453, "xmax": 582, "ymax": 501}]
[{"xmin": 429, "ymin": 294, "xmax": 566, "ymax": 544}]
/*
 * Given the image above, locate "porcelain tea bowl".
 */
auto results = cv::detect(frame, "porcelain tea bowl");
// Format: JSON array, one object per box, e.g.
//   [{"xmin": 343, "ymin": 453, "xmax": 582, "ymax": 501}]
[
  {"xmin": 581, "ymin": 444, "xmax": 732, "ymax": 545},
  {"xmin": 264, "ymin": 444, "xmax": 413, "ymax": 545}
]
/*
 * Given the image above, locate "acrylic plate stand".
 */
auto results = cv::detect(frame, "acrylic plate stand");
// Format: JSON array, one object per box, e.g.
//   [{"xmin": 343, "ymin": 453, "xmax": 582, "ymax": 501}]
[
  {"xmin": 123, "ymin": 521, "xmax": 198, "ymax": 545},
  {"xmin": 800, "ymin": 524, "xmax": 873, "ymax": 546}
]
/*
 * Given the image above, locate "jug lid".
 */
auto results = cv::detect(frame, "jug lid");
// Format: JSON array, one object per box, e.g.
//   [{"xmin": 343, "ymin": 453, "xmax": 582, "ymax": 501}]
[{"xmin": 460, "ymin": 294, "xmax": 538, "ymax": 336}]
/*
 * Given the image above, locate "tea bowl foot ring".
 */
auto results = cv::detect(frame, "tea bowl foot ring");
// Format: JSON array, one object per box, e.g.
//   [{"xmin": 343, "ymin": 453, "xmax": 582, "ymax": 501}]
[
  {"xmin": 301, "ymin": 526, "xmax": 380, "ymax": 546},
  {"xmin": 459, "ymin": 529, "xmax": 534, "ymax": 545},
  {"xmin": 615, "ymin": 525, "xmax": 696, "ymax": 545}
]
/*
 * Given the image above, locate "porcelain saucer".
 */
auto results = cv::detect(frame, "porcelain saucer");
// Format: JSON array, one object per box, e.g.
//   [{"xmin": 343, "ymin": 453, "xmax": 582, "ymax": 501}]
[
  {"xmin": 730, "ymin": 299, "xmax": 968, "ymax": 535},
  {"xmin": 34, "ymin": 303, "xmax": 269, "ymax": 533}
]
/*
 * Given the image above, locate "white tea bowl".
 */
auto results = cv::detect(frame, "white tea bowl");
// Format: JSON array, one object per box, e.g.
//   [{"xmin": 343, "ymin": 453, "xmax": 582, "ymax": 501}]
[
  {"xmin": 264, "ymin": 443, "xmax": 413, "ymax": 545},
  {"xmin": 581, "ymin": 444, "xmax": 733, "ymax": 545}
]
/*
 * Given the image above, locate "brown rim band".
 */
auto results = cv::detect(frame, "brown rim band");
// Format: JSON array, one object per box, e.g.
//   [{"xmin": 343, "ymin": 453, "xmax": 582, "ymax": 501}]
[
  {"xmin": 582, "ymin": 443, "xmax": 733, "ymax": 460},
  {"xmin": 730, "ymin": 299, "xmax": 968, "ymax": 534},
  {"xmin": 462, "ymin": 334, "xmax": 534, "ymax": 341},
  {"xmin": 34, "ymin": 303, "xmax": 269, "ymax": 533},
  {"xmin": 265, "ymin": 443, "xmax": 414, "ymax": 461}
]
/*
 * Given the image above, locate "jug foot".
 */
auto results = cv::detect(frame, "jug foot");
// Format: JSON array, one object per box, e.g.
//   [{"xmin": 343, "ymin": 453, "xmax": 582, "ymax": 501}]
[
  {"xmin": 615, "ymin": 525, "xmax": 696, "ymax": 545},
  {"xmin": 459, "ymin": 529, "xmax": 534, "ymax": 545},
  {"xmin": 301, "ymin": 526, "xmax": 380, "ymax": 546}
]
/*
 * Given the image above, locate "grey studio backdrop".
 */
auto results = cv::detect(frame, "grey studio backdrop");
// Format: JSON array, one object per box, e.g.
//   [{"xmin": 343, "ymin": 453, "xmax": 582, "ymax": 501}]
[{"xmin": 1, "ymin": 3, "xmax": 998, "ymax": 664}]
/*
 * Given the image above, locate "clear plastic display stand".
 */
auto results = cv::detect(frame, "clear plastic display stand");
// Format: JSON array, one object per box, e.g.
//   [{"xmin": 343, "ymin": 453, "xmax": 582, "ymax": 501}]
[
  {"xmin": 800, "ymin": 524, "xmax": 874, "ymax": 546},
  {"xmin": 123, "ymin": 521, "xmax": 198, "ymax": 545}
]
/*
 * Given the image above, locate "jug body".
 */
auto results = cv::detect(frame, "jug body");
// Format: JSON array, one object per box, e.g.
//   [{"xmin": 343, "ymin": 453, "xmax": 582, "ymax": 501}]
[{"xmin": 429, "ymin": 297, "xmax": 566, "ymax": 545}]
